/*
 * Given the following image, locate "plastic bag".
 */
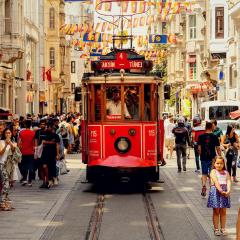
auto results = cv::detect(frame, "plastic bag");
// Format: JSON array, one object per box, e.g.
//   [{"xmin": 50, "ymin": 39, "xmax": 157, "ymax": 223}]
[{"xmin": 237, "ymin": 158, "xmax": 240, "ymax": 168}]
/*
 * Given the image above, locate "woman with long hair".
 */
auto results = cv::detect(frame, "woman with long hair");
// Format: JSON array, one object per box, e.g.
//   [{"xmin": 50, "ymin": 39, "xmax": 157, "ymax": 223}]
[
  {"xmin": 221, "ymin": 124, "xmax": 239, "ymax": 182},
  {"xmin": 0, "ymin": 127, "xmax": 16, "ymax": 210}
]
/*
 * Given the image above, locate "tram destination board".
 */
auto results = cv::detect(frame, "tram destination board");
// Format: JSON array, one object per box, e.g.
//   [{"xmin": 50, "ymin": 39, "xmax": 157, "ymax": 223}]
[{"xmin": 91, "ymin": 51, "xmax": 153, "ymax": 72}]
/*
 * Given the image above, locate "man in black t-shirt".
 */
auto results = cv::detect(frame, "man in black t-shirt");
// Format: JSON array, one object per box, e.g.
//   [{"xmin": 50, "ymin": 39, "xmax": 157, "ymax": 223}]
[{"xmin": 198, "ymin": 122, "xmax": 221, "ymax": 197}]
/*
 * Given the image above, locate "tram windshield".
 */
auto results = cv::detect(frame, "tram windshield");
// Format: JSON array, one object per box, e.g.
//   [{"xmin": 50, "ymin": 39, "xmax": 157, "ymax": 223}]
[{"xmin": 92, "ymin": 84, "xmax": 154, "ymax": 122}]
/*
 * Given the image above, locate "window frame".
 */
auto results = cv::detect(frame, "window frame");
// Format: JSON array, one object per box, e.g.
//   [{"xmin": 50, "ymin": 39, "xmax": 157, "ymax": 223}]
[
  {"xmin": 189, "ymin": 62, "xmax": 197, "ymax": 80},
  {"xmin": 88, "ymin": 83, "xmax": 156, "ymax": 123},
  {"xmin": 189, "ymin": 15, "xmax": 197, "ymax": 39},
  {"xmin": 215, "ymin": 7, "xmax": 224, "ymax": 39},
  {"xmin": 49, "ymin": 7, "xmax": 55, "ymax": 29},
  {"xmin": 49, "ymin": 47, "xmax": 55, "ymax": 67},
  {"xmin": 71, "ymin": 61, "xmax": 76, "ymax": 73}
]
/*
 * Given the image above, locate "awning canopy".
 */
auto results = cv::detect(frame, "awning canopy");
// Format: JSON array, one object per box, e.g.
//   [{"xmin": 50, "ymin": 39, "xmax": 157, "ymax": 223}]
[
  {"xmin": 230, "ymin": 110, "xmax": 240, "ymax": 120},
  {"xmin": 186, "ymin": 81, "xmax": 213, "ymax": 94},
  {"xmin": 187, "ymin": 55, "xmax": 196, "ymax": 63}
]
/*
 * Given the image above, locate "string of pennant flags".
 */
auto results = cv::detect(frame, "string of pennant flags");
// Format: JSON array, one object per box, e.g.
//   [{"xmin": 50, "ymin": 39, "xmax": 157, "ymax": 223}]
[{"xmin": 95, "ymin": 1, "xmax": 193, "ymax": 20}]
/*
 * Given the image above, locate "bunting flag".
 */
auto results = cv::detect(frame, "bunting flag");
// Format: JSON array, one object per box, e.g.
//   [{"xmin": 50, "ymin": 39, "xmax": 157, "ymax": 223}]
[
  {"xmin": 156, "ymin": 2, "xmax": 163, "ymax": 14},
  {"xmin": 122, "ymin": 2, "xmax": 129, "ymax": 13},
  {"xmin": 95, "ymin": 0, "xmax": 102, "ymax": 10},
  {"xmin": 172, "ymin": 2, "xmax": 181, "ymax": 14},
  {"xmin": 131, "ymin": 1, "xmax": 137, "ymax": 13},
  {"xmin": 104, "ymin": 2, "xmax": 112, "ymax": 11},
  {"xmin": 138, "ymin": 1, "xmax": 146, "ymax": 13}
]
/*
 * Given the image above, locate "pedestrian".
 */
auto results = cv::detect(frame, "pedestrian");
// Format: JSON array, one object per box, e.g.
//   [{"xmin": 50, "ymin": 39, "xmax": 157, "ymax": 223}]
[
  {"xmin": 172, "ymin": 117, "xmax": 190, "ymax": 172},
  {"xmin": 207, "ymin": 156, "xmax": 231, "ymax": 236},
  {"xmin": 18, "ymin": 119, "xmax": 35, "ymax": 186},
  {"xmin": 192, "ymin": 116, "xmax": 205, "ymax": 173},
  {"xmin": 211, "ymin": 119, "xmax": 223, "ymax": 140},
  {"xmin": 164, "ymin": 116, "xmax": 175, "ymax": 160},
  {"xmin": 198, "ymin": 122, "xmax": 221, "ymax": 197},
  {"xmin": 221, "ymin": 124, "xmax": 239, "ymax": 182},
  {"xmin": 0, "ymin": 128, "xmax": 17, "ymax": 210},
  {"xmin": 34, "ymin": 119, "xmax": 48, "ymax": 187},
  {"xmin": 42, "ymin": 120, "xmax": 60, "ymax": 187}
]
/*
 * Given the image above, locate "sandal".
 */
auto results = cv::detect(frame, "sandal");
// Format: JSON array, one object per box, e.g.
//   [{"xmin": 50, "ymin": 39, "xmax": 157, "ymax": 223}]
[
  {"xmin": 0, "ymin": 201, "xmax": 13, "ymax": 211},
  {"xmin": 221, "ymin": 228, "xmax": 227, "ymax": 236}
]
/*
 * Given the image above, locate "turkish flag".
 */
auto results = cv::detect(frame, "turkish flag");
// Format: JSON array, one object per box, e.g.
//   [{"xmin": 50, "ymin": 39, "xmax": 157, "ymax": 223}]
[{"xmin": 45, "ymin": 68, "xmax": 52, "ymax": 82}]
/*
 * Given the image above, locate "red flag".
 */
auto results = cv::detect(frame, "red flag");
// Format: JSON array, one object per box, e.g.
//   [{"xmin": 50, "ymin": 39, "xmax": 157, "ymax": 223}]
[{"xmin": 45, "ymin": 68, "xmax": 52, "ymax": 82}]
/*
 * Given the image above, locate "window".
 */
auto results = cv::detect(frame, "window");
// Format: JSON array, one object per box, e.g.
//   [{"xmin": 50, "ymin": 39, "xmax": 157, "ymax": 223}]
[
  {"xmin": 215, "ymin": 7, "xmax": 224, "ymax": 39},
  {"xmin": 71, "ymin": 83, "xmax": 75, "ymax": 94},
  {"xmin": 49, "ymin": 7, "xmax": 55, "ymax": 29},
  {"xmin": 71, "ymin": 61, "xmax": 76, "ymax": 73},
  {"xmin": 0, "ymin": 82, "xmax": 6, "ymax": 107},
  {"xmin": 189, "ymin": 15, "xmax": 196, "ymax": 39},
  {"xmin": 5, "ymin": 0, "xmax": 11, "ymax": 34},
  {"xmin": 188, "ymin": 55, "xmax": 197, "ymax": 80},
  {"xmin": 49, "ymin": 47, "xmax": 55, "ymax": 67},
  {"xmin": 209, "ymin": 106, "xmax": 238, "ymax": 120}
]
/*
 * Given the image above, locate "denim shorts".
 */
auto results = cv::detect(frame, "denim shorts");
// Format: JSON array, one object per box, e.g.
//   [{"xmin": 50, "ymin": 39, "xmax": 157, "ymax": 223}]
[{"xmin": 201, "ymin": 160, "xmax": 212, "ymax": 175}]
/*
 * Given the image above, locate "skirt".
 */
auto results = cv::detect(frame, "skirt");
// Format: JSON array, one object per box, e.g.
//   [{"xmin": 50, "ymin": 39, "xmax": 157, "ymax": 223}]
[{"xmin": 207, "ymin": 184, "xmax": 230, "ymax": 208}]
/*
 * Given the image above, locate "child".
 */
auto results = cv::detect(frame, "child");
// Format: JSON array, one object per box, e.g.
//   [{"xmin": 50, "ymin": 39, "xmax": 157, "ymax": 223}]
[{"xmin": 207, "ymin": 156, "xmax": 231, "ymax": 236}]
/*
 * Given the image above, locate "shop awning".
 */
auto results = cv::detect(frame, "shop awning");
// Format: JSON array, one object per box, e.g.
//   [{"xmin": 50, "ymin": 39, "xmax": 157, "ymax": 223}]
[
  {"xmin": 230, "ymin": 110, "xmax": 240, "ymax": 120},
  {"xmin": 187, "ymin": 55, "xmax": 196, "ymax": 63},
  {"xmin": 186, "ymin": 81, "xmax": 213, "ymax": 94}
]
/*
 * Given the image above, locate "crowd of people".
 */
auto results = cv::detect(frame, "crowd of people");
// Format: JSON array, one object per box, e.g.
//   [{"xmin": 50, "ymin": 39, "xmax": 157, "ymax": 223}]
[
  {"xmin": 164, "ymin": 114, "xmax": 240, "ymax": 236},
  {"xmin": 0, "ymin": 113, "xmax": 82, "ymax": 211}
]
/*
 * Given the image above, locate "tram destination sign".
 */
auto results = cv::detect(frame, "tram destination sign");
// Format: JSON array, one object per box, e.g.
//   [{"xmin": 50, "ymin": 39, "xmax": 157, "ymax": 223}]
[{"xmin": 101, "ymin": 52, "xmax": 143, "ymax": 70}]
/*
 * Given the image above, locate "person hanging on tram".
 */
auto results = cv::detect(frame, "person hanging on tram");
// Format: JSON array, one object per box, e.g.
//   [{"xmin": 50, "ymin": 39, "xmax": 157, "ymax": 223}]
[{"xmin": 106, "ymin": 88, "xmax": 131, "ymax": 119}]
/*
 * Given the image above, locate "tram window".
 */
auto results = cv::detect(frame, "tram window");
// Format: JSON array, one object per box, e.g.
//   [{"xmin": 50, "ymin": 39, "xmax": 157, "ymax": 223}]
[
  {"xmin": 106, "ymin": 86, "xmax": 131, "ymax": 120},
  {"xmin": 144, "ymin": 85, "xmax": 151, "ymax": 121},
  {"xmin": 95, "ymin": 85, "xmax": 101, "ymax": 121},
  {"xmin": 125, "ymin": 86, "xmax": 140, "ymax": 120}
]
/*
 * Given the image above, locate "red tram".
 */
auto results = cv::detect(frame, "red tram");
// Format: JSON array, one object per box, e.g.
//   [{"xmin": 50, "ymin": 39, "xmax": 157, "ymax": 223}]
[{"xmin": 81, "ymin": 49, "xmax": 167, "ymax": 183}]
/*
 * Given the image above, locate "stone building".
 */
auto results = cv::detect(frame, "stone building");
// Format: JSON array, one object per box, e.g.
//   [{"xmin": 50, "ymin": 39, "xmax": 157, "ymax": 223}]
[
  {"xmin": 0, "ymin": 0, "xmax": 24, "ymax": 115},
  {"xmin": 44, "ymin": 0, "xmax": 71, "ymax": 114}
]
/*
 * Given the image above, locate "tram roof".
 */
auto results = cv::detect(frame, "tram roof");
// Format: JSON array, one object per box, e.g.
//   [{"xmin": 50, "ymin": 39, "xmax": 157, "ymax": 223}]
[{"xmin": 82, "ymin": 73, "xmax": 162, "ymax": 84}]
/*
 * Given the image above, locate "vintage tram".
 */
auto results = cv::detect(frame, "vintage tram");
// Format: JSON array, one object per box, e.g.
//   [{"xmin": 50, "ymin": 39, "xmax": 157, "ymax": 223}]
[{"xmin": 81, "ymin": 49, "xmax": 167, "ymax": 183}]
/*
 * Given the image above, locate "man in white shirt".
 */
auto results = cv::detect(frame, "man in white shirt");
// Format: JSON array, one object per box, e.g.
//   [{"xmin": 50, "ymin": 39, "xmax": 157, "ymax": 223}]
[
  {"xmin": 106, "ymin": 90, "xmax": 131, "ymax": 119},
  {"xmin": 164, "ymin": 117, "xmax": 175, "ymax": 160}
]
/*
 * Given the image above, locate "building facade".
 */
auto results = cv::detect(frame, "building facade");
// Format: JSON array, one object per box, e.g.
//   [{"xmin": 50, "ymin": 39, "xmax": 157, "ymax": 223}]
[
  {"xmin": 65, "ymin": 1, "xmax": 93, "ymax": 113},
  {"xmin": 44, "ymin": 0, "xmax": 71, "ymax": 114},
  {"xmin": 0, "ymin": 0, "xmax": 24, "ymax": 115}
]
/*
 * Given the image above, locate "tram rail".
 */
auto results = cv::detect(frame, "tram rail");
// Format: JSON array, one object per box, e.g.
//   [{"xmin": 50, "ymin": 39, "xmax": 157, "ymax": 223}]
[
  {"xmin": 143, "ymin": 193, "xmax": 165, "ymax": 240},
  {"xmin": 85, "ymin": 194, "xmax": 105, "ymax": 240}
]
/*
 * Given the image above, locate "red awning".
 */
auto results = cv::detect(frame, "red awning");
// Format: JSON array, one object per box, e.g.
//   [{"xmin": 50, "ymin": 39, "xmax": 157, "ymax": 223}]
[
  {"xmin": 230, "ymin": 110, "xmax": 240, "ymax": 120},
  {"xmin": 187, "ymin": 55, "xmax": 196, "ymax": 63},
  {"xmin": 186, "ymin": 81, "xmax": 213, "ymax": 94}
]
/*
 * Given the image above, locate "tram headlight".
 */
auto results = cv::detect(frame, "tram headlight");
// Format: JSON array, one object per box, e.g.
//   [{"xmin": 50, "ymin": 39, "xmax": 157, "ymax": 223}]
[{"xmin": 114, "ymin": 137, "xmax": 131, "ymax": 154}]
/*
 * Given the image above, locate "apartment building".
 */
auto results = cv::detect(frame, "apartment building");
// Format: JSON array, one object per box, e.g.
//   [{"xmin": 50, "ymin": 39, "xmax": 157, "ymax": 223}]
[
  {"xmin": 228, "ymin": 0, "xmax": 240, "ymax": 101},
  {"xmin": 0, "ymin": 0, "xmax": 24, "ymax": 114},
  {"xmin": 65, "ymin": 1, "xmax": 93, "ymax": 113},
  {"xmin": 44, "ymin": 0, "xmax": 71, "ymax": 114}
]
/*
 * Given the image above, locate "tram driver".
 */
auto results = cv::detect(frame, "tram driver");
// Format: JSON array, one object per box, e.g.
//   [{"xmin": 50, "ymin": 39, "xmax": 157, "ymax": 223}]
[{"xmin": 106, "ymin": 88, "xmax": 131, "ymax": 119}]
